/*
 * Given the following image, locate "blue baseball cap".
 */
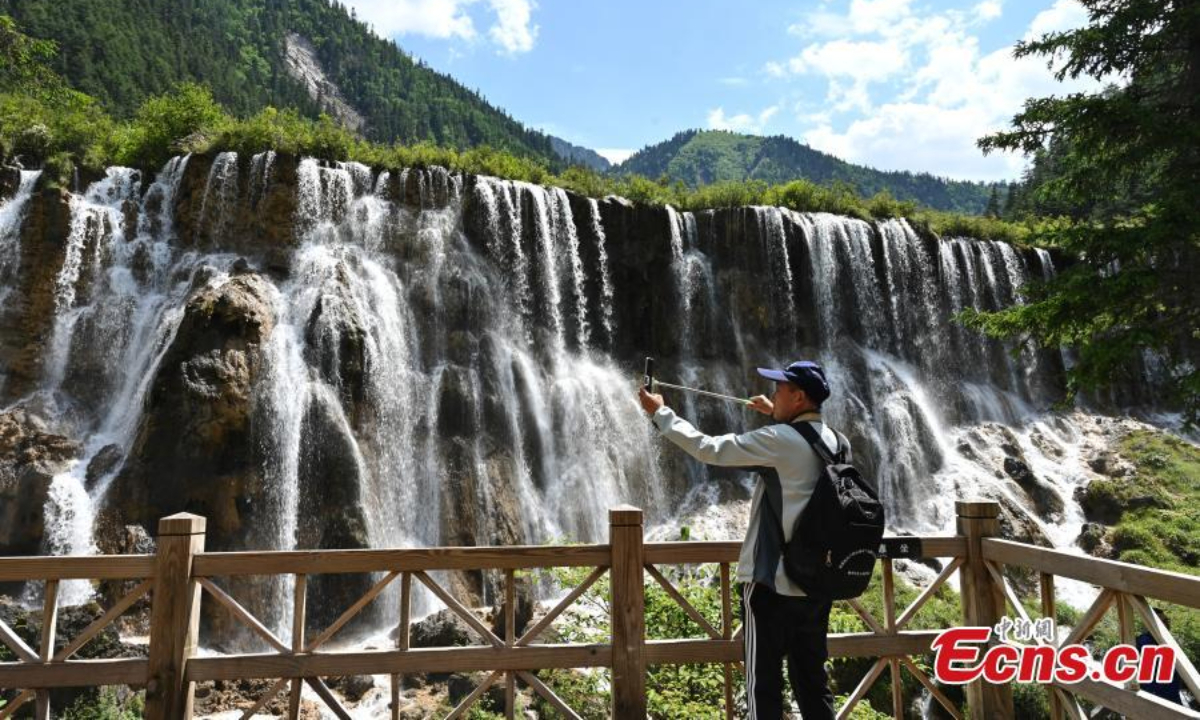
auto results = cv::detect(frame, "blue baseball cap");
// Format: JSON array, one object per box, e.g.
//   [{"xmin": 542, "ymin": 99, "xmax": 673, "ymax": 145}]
[{"xmin": 756, "ymin": 361, "xmax": 831, "ymax": 403}]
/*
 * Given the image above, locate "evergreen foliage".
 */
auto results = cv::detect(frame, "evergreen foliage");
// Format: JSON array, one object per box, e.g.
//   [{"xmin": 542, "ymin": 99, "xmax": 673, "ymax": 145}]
[
  {"xmin": 0, "ymin": 12, "xmax": 1031, "ymax": 247},
  {"xmin": 0, "ymin": 0, "xmax": 559, "ymax": 161},
  {"xmin": 971, "ymin": 0, "xmax": 1200, "ymax": 423},
  {"xmin": 616, "ymin": 129, "xmax": 1004, "ymax": 214}
]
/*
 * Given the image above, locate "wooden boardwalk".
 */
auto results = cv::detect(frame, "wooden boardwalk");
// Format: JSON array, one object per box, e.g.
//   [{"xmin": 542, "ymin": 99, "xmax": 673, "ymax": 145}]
[{"xmin": 1, "ymin": 501, "xmax": 1199, "ymax": 719}]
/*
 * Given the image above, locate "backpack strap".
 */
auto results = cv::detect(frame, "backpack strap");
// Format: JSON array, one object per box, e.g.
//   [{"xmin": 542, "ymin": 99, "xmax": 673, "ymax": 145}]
[
  {"xmin": 751, "ymin": 466, "xmax": 788, "ymax": 589},
  {"xmin": 758, "ymin": 470, "xmax": 787, "ymax": 548},
  {"xmin": 790, "ymin": 421, "xmax": 841, "ymax": 466}
]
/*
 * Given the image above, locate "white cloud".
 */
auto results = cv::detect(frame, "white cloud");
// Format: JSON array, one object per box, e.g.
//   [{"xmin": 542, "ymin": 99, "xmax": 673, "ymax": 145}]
[
  {"xmin": 342, "ymin": 0, "xmax": 539, "ymax": 54},
  {"xmin": 1027, "ymin": 0, "xmax": 1090, "ymax": 40},
  {"xmin": 769, "ymin": 35, "xmax": 908, "ymax": 112},
  {"xmin": 975, "ymin": 0, "xmax": 1003, "ymax": 21},
  {"xmin": 344, "ymin": 0, "xmax": 476, "ymax": 41},
  {"xmin": 488, "ymin": 0, "xmax": 538, "ymax": 54},
  {"xmin": 769, "ymin": 0, "xmax": 1094, "ymax": 180},
  {"xmin": 707, "ymin": 105, "xmax": 780, "ymax": 134},
  {"xmin": 792, "ymin": 0, "xmax": 912, "ymax": 37},
  {"xmin": 846, "ymin": 0, "xmax": 913, "ymax": 34},
  {"xmin": 787, "ymin": 39, "xmax": 908, "ymax": 81},
  {"xmin": 806, "ymin": 102, "xmax": 1024, "ymax": 180},
  {"xmin": 596, "ymin": 148, "xmax": 635, "ymax": 165}
]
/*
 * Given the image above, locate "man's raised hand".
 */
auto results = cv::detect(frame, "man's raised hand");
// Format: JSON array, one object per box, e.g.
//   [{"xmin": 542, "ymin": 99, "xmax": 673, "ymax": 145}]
[
  {"xmin": 638, "ymin": 387, "xmax": 665, "ymax": 415},
  {"xmin": 748, "ymin": 395, "xmax": 774, "ymax": 415}
]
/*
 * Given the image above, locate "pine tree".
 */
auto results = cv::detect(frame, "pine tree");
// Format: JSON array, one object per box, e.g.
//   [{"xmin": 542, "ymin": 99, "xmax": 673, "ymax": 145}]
[
  {"xmin": 1002, "ymin": 183, "xmax": 1018, "ymax": 219},
  {"xmin": 984, "ymin": 185, "xmax": 1001, "ymax": 218},
  {"xmin": 975, "ymin": 0, "xmax": 1200, "ymax": 423}
]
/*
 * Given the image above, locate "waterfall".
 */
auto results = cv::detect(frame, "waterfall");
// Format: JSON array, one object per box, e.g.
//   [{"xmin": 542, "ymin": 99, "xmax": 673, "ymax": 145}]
[
  {"xmin": 0, "ymin": 170, "xmax": 41, "ymax": 309},
  {"xmin": 43, "ymin": 469, "xmax": 97, "ymax": 606},
  {"xmin": 586, "ymin": 198, "xmax": 616, "ymax": 346},
  {"xmin": 552, "ymin": 188, "xmax": 590, "ymax": 349},
  {"xmin": 528, "ymin": 186, "xmax": 567, "ymax": 351},
  {"xmin": 665, "ymin": 206, "xmax": 694, "ymax": 318},
  {"xmin": 28, "ymin": 156, "xmax": 240, "ymax": 606},
  {"xmin": 753, "ymin": 207, "xmax": 798, "ymax": 340},
  {"xmin": 198, "ymin": 152, "xmax": 240, "ymax": 243},
  {"xmin": 46, "ymin": 168, "xmax": 142, "ymax": 402},
  {"xmin": 1, "ymin": 152, "xmax": 1150, "ymax": 625}
]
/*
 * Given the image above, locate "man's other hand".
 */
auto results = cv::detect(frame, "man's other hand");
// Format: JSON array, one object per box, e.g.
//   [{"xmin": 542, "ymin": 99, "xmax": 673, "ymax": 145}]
[
  {"xmin": 639, "ymin": 387, "xmax": 665, "ymax": 415},
  {"xmin": 748, "ymin": 394, "xmax": 774, "ymax": 415}
]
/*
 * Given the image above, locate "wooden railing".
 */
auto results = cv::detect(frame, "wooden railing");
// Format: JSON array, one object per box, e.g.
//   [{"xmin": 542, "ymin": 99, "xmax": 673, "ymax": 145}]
[{"xmin": 1, "ymin": 500, "xmax": 1198, "ymax": 719}]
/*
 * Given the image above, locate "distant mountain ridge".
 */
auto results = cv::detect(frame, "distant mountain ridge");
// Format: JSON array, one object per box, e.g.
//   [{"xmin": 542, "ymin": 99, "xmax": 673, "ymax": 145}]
[
  {"xmin": 616, "ymin": 129, "xmax": 1000, "ymax": 214},
  {"xmin": 0, "ymin": 0, "xmax": 563, "ymax": 162},
  {"xmin": 549, "ymin": 136, "xmax": 611, "ymax": 172},
  {"xmin": 1, "ymin": 1, "xmax": 998, "ymax": 211}
]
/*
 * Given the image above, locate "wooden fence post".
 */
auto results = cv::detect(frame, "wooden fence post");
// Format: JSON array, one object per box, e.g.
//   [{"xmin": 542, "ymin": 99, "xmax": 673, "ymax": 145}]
[
  {"xmin": 956, "ymin": 500, "xmax": 1014, "ymax": 719},
  {"xmin": 609, "ymin": 506, "xmax": 646, "ymax": 719},
  {"xmin": 145, "ymin": 513, "xmax": 206, "ymax": 720}
]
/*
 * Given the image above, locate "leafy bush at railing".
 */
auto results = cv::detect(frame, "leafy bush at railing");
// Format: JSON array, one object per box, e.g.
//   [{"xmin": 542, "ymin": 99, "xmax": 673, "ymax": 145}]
[
  {"xmin": 60, "ymin": 687, "xmax": 144, "ymax": 720},
  {"xmin": 528, "ymin": 561, "xmax": 912, "ymax": 718},
  {"xmin": 527, "ymin": 562, "xmax": 737, "ymax": 719}
]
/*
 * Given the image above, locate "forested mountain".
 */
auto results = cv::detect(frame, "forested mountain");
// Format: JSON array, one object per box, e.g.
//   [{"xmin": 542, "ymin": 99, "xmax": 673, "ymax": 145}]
[
  {"xmin": 549, "ymin": 136, "xmax": 611, "ymax": 172},
  {"xmin": 0, "ymin": 0, "xmax": 560, "ymax": 160},
  {"xmin": 616, "ymin": 129, "xmax": 1001, "ymax": 214},
  {"xmin": 0, "ymin": 1, "xmax": 1000, "ymax": 213}
]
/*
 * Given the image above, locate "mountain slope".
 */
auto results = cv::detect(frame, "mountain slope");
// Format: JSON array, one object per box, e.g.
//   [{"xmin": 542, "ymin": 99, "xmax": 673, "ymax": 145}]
[
  {"xmin": 549, "ymin": 136, "xmax": 611, "ymax": 172},
  {"xmin": 0, "ymin": 0, "xmax": 559, "ymax": 160},
  {"xmin": 616, "ymin": 129, "xmax": 1000, "ymax": 214}
]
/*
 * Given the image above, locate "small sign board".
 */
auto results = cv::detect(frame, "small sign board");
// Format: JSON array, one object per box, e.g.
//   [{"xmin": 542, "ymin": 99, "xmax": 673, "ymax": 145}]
[{"xmin": 876, "ymin": 537, "xmax": 923, "ymax": 560}]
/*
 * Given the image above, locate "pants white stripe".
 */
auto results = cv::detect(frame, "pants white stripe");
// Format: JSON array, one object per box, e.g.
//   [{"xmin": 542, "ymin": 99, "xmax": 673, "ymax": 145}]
[{"xmin": 744, "ymin": 582, "xmax": 758, "ymax": 719}]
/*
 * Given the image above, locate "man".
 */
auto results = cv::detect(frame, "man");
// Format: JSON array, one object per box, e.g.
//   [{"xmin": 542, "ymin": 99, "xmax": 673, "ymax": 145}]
[
  {"xmin": 1136, "ymin": 609, "xmax": 1184, "ymax": 706},
  {"xmin": 638, "ymin": 360, "xmax": 841, "ymax": 720}
]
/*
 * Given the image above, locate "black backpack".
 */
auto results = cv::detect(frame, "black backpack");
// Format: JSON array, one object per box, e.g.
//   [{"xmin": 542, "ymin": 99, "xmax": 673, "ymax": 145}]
[{"xmin": 762, "ymin": 422, "xmax": 885, "ymax": 600}]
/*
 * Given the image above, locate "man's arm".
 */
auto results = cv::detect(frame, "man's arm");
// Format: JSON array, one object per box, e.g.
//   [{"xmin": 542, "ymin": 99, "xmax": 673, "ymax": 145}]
[{"xmin": 639, "ymin": 388, "xmax": 780, "ymax": 467}]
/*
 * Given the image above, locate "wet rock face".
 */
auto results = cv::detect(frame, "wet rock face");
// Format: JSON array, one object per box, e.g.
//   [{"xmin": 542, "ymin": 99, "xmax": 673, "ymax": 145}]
[
  {"xmin": 306, "ymin": 289, "xmax": 368, "ymax": 414},
  {"xmin": 173, "ymin": 152, "xmax": 301, "ymax": 255},
  {"xmin": 0, "ymin": 410, "xmax": 80, "ymax": 560},
  {"xmin": 1077, "ymin": 522, "xmax": 1113, "ymax": 557},
  {"xmin": 995, "ymin": 495, "xmax": 1053, "ymax": 548},
  {"xmin": 410, "ymin": 608, "xmax": 479, "ymax": 648},
  {"xmin": 293, "ymin": 391, "xmax": 376, "ymax": 634},
  {"xmin": 0, "ymin": 187, "xmax": 73, "ymax": 403},
  {"xmin": 1088, "ymin": 451, "xmax": 1135, "ymax": 478},
  {"xmin": 1076, "ymin": 478, "xmax": 1170, "ymax": 525},
  {"xmin": 0, "ymin": 166, "xmax": 20, "ymax": 200},
  {"xmin": 1002, "ymin": 456, "xmax": 1065, "ymax": 520},
  {"xmin": 328, "ymin": 674, "xmax": 375, "ymax": 703},
  {"xmin": 108, "ymin": 273, "xmax": 276, "ymax": 541},
  {"xmin": 84, "ymin": 443, "xmax": 123, "ymax": 491}
]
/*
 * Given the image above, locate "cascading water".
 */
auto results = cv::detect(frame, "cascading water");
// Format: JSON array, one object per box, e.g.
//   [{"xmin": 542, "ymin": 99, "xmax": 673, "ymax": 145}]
[
  {"xmin": 0, "ymin": 170, "xmax": 41, "ymax": 311},
  {"xmin": 585, "ymin": 198, "xmax": 616, "ymax": 347},
  {"xmin": 16, "ymin": 156, "xmax": 250, "ymax": 606},
  {"xmin": 0, "ymin": 152, "xmax": 1158, "ymax": 626}
]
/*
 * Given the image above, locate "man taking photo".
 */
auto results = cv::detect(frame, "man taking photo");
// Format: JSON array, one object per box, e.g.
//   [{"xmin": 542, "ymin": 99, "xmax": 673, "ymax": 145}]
[{"xmin": 638, "ymin": 360, "xmax": 842, "ymax": 720}]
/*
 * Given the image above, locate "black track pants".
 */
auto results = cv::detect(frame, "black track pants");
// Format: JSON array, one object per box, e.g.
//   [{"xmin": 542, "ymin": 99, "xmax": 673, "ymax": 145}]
[{"xmin": 741, "ymin": 582, "xmax": 836, "ymax": 719}]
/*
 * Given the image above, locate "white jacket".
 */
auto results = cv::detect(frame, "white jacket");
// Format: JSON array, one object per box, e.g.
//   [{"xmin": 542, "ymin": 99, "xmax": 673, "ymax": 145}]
[{"xmin": 652, "ymin": 406, "xmax": 838, "ymax": 596}]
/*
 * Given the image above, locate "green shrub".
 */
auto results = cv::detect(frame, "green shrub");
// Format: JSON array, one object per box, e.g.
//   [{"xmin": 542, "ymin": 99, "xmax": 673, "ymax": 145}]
[
  {"xmin": 113, "ymin": 83, "xmax": 231, "ymax": 169},
  {"xmin": 60, "ymin": 687, "xmax": 144, "ymax": 720}
]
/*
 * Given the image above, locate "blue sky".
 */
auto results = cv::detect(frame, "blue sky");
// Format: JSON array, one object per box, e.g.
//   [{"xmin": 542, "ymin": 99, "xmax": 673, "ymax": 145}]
[{"xmin": 341, "ymin": 0, "xmax": 1094, "ymax": 181}]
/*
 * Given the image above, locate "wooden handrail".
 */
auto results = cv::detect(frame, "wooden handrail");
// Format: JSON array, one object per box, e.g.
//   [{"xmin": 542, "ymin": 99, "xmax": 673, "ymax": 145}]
[
  {"xmin": 982, "ymin": 538, "xmax": 1200, "ymax": 607},
  {"xmin": 5, "ymin": 501, "xmax": 1200, "ymax": 720},
  {"xmin": 185, "ymin": 644, "xmax": 614, "ymax": 681},
  {"xmin": 192, "ymin": 544, "xmax": 611, "ymax": 576},
  {"xmin": 0, "ymin": 555, "xmax": 154, "ymax": 581},
  {"xmin": 0, "ymin": 658, "xmax": 149, "ymax": 688}
]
